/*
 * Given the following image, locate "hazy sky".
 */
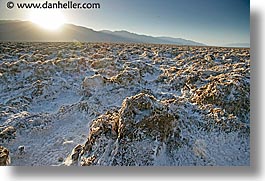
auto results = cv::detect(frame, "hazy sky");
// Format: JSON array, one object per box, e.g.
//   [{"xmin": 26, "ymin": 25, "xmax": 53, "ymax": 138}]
[{"xmin": 0, "ymin": 0, "xmax": 250, "ymax": 46}]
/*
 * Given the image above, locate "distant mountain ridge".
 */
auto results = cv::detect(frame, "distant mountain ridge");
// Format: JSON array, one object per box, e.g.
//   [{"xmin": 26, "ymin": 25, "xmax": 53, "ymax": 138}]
[
  {"xmin": 100, "ymin": 30, "xmax": 205, "ymax": 46},
  {"xmin": 0, "ymin": 20, "xmax": 206, "ymax": 46},
  {"xmin": 157, "ymin": 37, "xmax": 205, "ymax": 46}
]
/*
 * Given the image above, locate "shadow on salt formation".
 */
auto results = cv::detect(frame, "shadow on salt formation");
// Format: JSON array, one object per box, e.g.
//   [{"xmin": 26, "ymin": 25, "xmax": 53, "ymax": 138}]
[
  {"xmin": 249, "ymin": 10, "xmax": 262, "ymax": 176},
  {"xmin": 10, "ymin": 167, "xmax": 257, "ymax": 178},
  {"xmin": 29, "ymin": 92, "xmax": 81, "ymax": 114}
]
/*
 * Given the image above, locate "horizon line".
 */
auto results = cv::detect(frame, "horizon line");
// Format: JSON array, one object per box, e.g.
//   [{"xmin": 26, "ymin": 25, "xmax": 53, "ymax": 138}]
[{"xmin": 0, "ymin": 19, "xmax": 250, "ymax": 48}]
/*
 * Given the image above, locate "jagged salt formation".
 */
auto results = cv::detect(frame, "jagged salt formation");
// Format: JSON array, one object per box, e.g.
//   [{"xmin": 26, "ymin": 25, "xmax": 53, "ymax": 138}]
[
  {"xmin": 66, "ymin": 92, "xmax": 249, "ymax": 166},
  {"xmin": 0, "ymin": 146, "xmax": 11, "ymax": 166},
  {"xmin": 65, "ymin": 93, "xmax": 180, "ymax": 166}
]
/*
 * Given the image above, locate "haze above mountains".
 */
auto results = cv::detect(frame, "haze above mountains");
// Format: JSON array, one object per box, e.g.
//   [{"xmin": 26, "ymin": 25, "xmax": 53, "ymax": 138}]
[{"xmin": 0, "ymin": 20, "xmax": 249, "ymax": 47}]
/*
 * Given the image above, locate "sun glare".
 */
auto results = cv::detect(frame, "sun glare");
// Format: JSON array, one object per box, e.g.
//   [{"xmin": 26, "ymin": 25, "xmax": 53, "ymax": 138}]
[{"xmin": 29, "ymin": 10, "xmax": 66, "ymax": 31}]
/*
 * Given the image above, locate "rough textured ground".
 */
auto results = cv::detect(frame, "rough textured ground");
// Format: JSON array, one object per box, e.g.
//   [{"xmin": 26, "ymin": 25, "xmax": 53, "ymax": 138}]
[{"xmin": 0, "ymin": 42, "xmax": 250, "ymax": 166}]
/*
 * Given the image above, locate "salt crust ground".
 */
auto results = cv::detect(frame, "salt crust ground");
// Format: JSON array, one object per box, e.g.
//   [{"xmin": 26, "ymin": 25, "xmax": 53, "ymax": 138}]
[{"xmin": 0, "ymin": 42, "xmax": 250, "ymax": 166}]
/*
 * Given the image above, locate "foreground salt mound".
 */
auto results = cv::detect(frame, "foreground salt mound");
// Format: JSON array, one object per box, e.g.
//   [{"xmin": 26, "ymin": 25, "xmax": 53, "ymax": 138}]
[
  {"xmin": 66, "ymin": 92, "xmax": 249, "ymax": 166},
  {"xmin": 65, "ymin": 93, "xmax": 179, "ymax": 166}
]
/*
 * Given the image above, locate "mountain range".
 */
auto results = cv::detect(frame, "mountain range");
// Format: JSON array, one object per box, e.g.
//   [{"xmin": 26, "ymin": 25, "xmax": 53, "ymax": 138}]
[{"xmin": 0, "ymin": 20, "xmax": 205, "ymax": 46}]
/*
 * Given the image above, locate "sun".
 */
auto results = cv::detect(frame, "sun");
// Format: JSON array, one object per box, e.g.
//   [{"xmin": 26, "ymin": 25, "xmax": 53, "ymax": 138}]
[{"xmin": 29, "ymin": 10, "xmax": 66, "ymax": 31}]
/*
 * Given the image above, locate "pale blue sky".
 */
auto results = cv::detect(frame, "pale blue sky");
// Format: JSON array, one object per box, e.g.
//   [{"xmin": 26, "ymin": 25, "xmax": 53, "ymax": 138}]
[{"xmin": 0, "ymin": 0, "xmax": 250, "ymax": 46}]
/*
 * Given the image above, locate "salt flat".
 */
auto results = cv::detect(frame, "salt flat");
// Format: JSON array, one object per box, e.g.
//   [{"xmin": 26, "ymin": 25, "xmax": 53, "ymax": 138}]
[{"xmin": 0, "ymin": 42, "xmax": 250, "ymax": 166}]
